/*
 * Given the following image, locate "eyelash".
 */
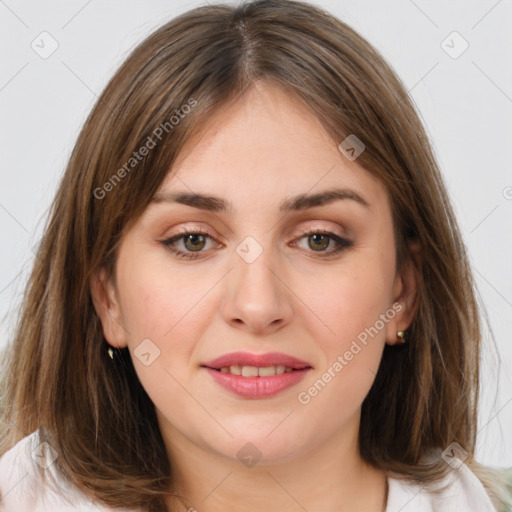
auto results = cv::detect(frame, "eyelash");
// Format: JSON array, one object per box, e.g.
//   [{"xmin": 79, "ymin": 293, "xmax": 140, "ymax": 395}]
[{"xmin": 161, "ymin": 228, "xmax": 353, "ymax": 260}]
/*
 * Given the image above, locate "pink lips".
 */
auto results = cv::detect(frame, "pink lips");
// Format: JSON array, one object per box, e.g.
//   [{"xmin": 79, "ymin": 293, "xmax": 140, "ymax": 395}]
[
  {"xmin": 201, "ymin": 351, "xmax": 312, "ymax": 399},
  {"xmin": 201, "ymin": 351, "xmax": 312, "ymax": 370}
]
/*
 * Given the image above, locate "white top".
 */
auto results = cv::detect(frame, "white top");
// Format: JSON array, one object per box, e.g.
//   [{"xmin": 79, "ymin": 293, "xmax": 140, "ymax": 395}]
[{"xmin": 0, "ymin": 431, "xmax": 498, "ymax": 511}]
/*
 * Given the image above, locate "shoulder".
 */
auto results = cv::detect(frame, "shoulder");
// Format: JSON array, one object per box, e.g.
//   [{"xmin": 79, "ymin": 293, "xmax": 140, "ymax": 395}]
[
  {"xmin": 386, "ymin": 463, "xmax": 498, "ymax": 512},
  {"xmin": 0, "ymin": 430, "xmax": 132, "ymax": 512}
]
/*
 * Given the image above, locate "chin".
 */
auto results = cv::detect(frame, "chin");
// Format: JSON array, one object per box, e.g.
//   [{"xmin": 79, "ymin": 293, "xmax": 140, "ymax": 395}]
[{"xmin": 210, "ymin": 424, "xmax": 311, "ymax": 466}]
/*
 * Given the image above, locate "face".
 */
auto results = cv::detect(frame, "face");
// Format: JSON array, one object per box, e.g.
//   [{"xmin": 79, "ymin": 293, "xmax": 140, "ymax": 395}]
[{"xmin": 92, "ymin": 81, "xmax": 417, "ymax": 466}]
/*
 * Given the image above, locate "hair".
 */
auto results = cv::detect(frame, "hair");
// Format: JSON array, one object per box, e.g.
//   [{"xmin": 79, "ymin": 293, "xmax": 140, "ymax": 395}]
[{"xmin": 1, "ymin": 0, "xmax": 510, "ymax": 510}]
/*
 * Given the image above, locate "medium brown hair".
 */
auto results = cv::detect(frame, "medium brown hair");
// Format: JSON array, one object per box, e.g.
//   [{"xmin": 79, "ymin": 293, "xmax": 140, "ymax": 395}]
[{"xmin": 1, "ymin": 1, "xmax": 509, "ymax": 510}]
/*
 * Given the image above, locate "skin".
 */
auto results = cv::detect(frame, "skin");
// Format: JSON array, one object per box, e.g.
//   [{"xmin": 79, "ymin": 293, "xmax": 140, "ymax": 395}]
[{"xmin": 91, "ymin": 80, "xmax": 420, "ymax": 512}]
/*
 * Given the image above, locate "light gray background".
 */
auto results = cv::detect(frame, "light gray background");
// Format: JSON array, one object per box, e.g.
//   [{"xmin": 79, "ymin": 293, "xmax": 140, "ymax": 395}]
[{"xmin": 1, "ymin": 0, "xmax": 511, "ymax": 468}]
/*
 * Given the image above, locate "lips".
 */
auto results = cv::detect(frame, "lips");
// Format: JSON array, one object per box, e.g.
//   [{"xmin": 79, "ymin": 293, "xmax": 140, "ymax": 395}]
[
  {"xmin": 201, "ymin": 351, "xmax": 312, "ymax": 371},
  {"xmin": 200, "ymin": 351, "xmax": 313, "ymax": 399}
]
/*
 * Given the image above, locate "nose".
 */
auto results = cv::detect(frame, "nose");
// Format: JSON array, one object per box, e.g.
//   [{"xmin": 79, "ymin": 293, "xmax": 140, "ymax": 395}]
[{"xmin": 220, "ymin": 244, "xmax": 294, "ymax": 336}]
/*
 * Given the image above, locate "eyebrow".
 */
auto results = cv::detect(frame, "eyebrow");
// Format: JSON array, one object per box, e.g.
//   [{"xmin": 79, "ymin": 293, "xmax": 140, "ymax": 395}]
[{"xmin": 150, "ymin": 187, "xmax": 371, "ymax": 213}]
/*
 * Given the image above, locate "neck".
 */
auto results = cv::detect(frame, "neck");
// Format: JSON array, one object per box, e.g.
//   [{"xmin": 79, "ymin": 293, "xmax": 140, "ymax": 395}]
[{"xmin": 160, "ymin": 414, "xmax": 388, "ymax": 512}]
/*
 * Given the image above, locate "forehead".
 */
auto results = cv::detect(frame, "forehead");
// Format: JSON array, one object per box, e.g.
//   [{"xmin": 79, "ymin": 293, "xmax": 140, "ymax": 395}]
[{"xmin": 156, "ymin": 82, "xmax": 387, "ymax": 212}]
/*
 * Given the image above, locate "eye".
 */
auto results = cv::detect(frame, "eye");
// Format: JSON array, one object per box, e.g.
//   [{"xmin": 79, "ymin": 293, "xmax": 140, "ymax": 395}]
[
  {"xmin": 161, "ymin": 230, "xmax": 221, "ymax": 260},
  {"xmin": 292, "ymin": 229, "xmax": 353, "ymax": 257},
  {"xmin": 160, "ymin": 228, "xmax": 353, "ymax": 261}
]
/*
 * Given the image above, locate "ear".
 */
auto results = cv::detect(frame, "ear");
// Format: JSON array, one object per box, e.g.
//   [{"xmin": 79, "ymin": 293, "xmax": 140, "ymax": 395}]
[
  {"xmin": 385, "ymin": 240, "xmax": 422, "ymax": 346},
  {"xmin": 89, "ymin": 267, "xmax": 128, "ymax": 348}
]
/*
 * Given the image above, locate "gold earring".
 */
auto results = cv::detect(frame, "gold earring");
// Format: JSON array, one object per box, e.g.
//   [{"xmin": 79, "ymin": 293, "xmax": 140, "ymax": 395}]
[
  {"xmin": 108, "ymin": 347, "xmax": 115, "ymax": 359},
  {"xmin": 396, "ymin": 331, "xmax": 407, "ymax": 344}
]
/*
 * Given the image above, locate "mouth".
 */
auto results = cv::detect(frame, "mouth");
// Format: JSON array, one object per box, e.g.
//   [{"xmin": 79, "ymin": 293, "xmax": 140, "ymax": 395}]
[
  {"xmin": 199, "ymin": 352, "xmax": 313, "ymax": 399},
  {"xmin": 203, "ymin": 365, "xmax": 308, "ymax": 376},
  {"xmin": 201, "ymin": 351, "xmax": 312, "ymax": 373}
]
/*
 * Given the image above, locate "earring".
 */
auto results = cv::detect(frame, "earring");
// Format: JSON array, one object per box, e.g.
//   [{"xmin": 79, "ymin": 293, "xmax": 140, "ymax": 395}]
[
  {"xmin": 396, "ymin": 331, "xmax": 407, "ymax": 344},
  {"xmin": 108, "ymin": 347, "xmax": 115, "ymax": 359}
]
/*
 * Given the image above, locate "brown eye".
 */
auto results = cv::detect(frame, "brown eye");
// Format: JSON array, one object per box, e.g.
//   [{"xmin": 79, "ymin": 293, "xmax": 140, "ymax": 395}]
[
  {"xmin": 183, "ymin": 234, "xmax": 207, "ymax": 251},
  {"xmin": 307, "ymin": 233, "xmax": 331, "ymax": 251},
  {"xmin": 161, "ymin": 230, "xmax": 220, "ymax": 260},
  {"xmin": 293, "ymin": 229, "xmax": 353, "ymax": 258}
]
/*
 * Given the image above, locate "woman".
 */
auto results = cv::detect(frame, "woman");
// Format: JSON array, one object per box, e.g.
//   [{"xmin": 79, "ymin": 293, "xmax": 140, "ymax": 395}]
[{"xmin": 0, "ymin": 1, "xmax": 510, "ymax": 510}]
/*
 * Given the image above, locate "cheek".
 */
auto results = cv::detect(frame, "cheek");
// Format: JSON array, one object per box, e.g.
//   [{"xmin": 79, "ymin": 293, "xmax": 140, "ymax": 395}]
[
  {"xmin": 116, "ymin": 261, "xmax": 216, "ymax": 412},
  {"xmin": 116, "ymin": 244, "xmax": 215, "ymax": 342},
  {"xmin": 117, "ymin": 270, "xmax": 178, "ymax": 339},
  {"xmin": 295, "ymin": 277, "xmax": 390, "ymax": 425},
  {"xmin": 307, "ymin": 254, "xmax": 394, "ymax": 347},
  {"xmin": 113, "ymin": 253, "xmax": 216, "ymax": 411},
  {"xmin": 299, "ymin": 244, "xmax": 395, "ymax": 401}
]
